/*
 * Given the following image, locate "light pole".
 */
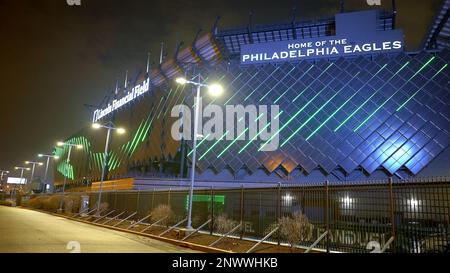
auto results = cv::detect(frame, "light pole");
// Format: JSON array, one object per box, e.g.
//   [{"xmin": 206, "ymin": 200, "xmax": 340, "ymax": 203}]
[
  {"xmin": 14, "ymin": 167, "xmax": 30, "ymax": 197},
  {"xmin": 38, "ymin": 154, "xmax": 59, "ymax": 193},
  {"xmin": 25, "ymin": 161, "xmax": 44, "ymax": 193},
  {"xmin": 0, "ymin": 170, "xmax": 10, "ymax": 191},
  {"xmin": 175, "ymin": 74, "xmax": 224, "ymax": 231},
  {"xmin": 57, "ymin": 141, "xmax": 83, "ymax": 212},
  {"xmin": 92, "ymin": 121, "xmax": 126, "ymax": 215}
]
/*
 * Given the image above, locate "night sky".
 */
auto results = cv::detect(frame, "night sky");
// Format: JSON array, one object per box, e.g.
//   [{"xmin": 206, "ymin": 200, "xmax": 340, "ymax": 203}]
[{"xmin": 0, "ymin": 0, "xmax": 443, "ymax": 179}]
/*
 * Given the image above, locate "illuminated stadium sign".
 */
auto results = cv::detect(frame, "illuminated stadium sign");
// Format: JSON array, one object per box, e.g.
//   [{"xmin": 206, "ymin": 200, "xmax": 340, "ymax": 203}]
[
  {"xmin": 241, "ymin": 10, "xmax": 404, "ymax": 65},
  {"xmin": 93, "ymin": 77, "xmax": 150, "ymax": 122},
  {"xmin": 7, "ymin": 177, "xmax": 27, "ymax": 185}
]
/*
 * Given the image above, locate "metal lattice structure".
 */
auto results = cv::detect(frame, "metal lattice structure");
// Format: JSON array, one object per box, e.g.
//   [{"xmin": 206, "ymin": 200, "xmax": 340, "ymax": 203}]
[{"xmin": 53, "ymin": 8, "xmax": 450, "ymax": 187}]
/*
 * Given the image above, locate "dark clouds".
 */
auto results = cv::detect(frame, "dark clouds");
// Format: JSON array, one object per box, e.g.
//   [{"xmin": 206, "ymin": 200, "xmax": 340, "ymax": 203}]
[{"xmin": 0, "ymin": 0, "xmax": 443, "ymax": 178}]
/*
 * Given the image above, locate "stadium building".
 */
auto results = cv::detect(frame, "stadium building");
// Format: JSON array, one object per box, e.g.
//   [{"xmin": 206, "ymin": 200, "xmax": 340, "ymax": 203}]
[{"xmin": 53, "ymin": 1, "xmax": 450, "ymax": 192}]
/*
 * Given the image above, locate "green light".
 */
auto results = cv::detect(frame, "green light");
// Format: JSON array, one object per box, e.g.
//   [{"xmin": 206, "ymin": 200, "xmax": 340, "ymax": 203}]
[
  {"xmin": 306, "ymin": 64, "xmax": 388, "ymax": 140},
  {"xmin": 397, "ymin": 63, "xmax": 447, "ymax": 112},
  {"xmin": 258, "ymin": 81, "xmax": 333, "ymax": 152},
  {"xmin": 274, "ymin": 65, "xmax": 315, "ymax": 104},
  {"xmin": 187, "ymin": 133, "xmax": 212, "ymax": 157},
  {"xmin": 281, "ymin": 71, "xmax": 360, "ymax": 147},
  {"xmin": 198, "ymin": 131, "xmax": 229, "ymax": 161},
  {"xmin": 127, "ymin": 120, "xmax": 145, "ymax": 154},
  {"xmin": 353, "ymin": 57, "xmax": 435, "ymax": 132},
  {"xmin": 185, "ymin": 195, "xmax": 225, "ymax": 210},
  {"xmin": 334, "ymin": 61, "xmax": 410, "ymax": 132},
  {"xmin": 239, "ymin": 123, "xmax": 271, "ymax": 154},
  {"xmin": 244, "ymin": 67, "xmax": 280, "ymax": 101},
  {"xmin": 156, "ymin": 96, "xmax": 166, "ymax": 119},
  {"xmin": 258, "ymin": 67, "xmax": 296, "ymax": 102},
  {"xmin": 224, "ymin": 72, "xmax": 260, "ymax": 105},
  {"xmin": 217, "ymin": 128, "xmax": 249, "ymax": 158},
  {"xmin": 255, "ymin": 113, "xmax": 264, "ymax": 122},
  {"xmin": 292, "ymin": 63, "xmax": 334, "ymax": 103}
]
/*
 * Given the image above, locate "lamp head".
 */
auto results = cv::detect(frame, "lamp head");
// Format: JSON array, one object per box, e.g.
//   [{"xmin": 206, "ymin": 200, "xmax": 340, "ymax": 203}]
[
  {"xmin": 92, "ymin": 123, "xmax": 102, "ymax": 129},
  {"xmin": 208, "ymin": 83, "xmax": 224, "ymax": 97},
  {"xmin": 117, "ymin": 128, "xmax": 126, "ymax": 134},
  {"xmin": 57, "ymin": 141, "xmax": 65, "ymax": 147},
  {"xmin": 25, "ymin": 161, "xmax": 30, "ymax": 164},
  {"xmin": 38, "ymin": 154, "xmax": 43, "ymax": 157},
  {"xmin": 175, "ymin": 77, "xmax": 188, "ymax": 85},
  {"xmin": 54, "ymin": 156, "xmax": 60, "ymax": 160},
  {"xmin": 76, "ymin": 145, "xmax": 83, "ymax": 149}
]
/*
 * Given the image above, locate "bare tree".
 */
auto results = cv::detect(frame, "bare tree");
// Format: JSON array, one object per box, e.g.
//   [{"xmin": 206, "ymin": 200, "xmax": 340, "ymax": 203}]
[{"xmin": 278, "ymin": 212, "xmax": 312, "ymax": 251}]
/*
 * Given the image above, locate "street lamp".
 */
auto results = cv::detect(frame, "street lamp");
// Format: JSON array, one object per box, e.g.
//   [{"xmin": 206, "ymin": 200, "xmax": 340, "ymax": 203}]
[
  {"xmin": 92, "ymin": 121, "xmax": 126, "ymax": 215},
  {"xmin": 0, "ymin": 170, "xmax": 10, "ymax": 191},
  {"xmin": 57, "ymin": 141, "xmax": 83, "ymax": 212},
  {"xmin": 38, "ymin": 154, "xmax": 59, "ymax": 193},
  {"xmin": 175, "ymin": 74, "xmax": 224, "ymax": 231},
  {"xmin": 25, "ymin": 161, "xmax": 44, "ymax": 193},
  {"xmin": 13, "ymin": 167, "xmax": 30, "ymax": 197},
  {"xmin": 0, "ymin": 170, "xmax": 9, "ymax": 182}
]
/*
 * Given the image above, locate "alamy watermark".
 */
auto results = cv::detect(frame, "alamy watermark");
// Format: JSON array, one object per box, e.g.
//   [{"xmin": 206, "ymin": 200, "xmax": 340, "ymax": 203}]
[
  {"xmin": 66, "ymin": 0, "xmax": 81, "ymax": 6},
  {"xmin": 366, "ymin": 0, "xmax": 382, "ymax": 6},
  {"xmin": 171, "ymin": 99, "xmax": 280, "ymax": 152}
]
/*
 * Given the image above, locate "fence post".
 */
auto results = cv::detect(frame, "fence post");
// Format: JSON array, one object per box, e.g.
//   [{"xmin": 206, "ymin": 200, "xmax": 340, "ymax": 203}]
[
  {"xmin": 210, "ymin": 186, "xmax": 214, "ymax": 235},
  {"xmin": 136, "ymin": 189, "xmax": 140, "ymax": 216},
  {"xmin": 325, "ymin": 180, "xmax": 330, "ymax": 253},
  {"xmin": 168, "ymin": 187, "xmax": 171, "ymax": 206},
  {"xmin": 151, "ymin": 188, "xmax": 155, "ymax": 212},
  {"xmin": 114, "ymin": 190, "xmax": 118, "ymax": 209},
  {"xmin": 240, "ymin": 184, "xmax": 244, "ymax": 240},
  {"xmin": 388, "ymin": 177, "xmax": 396, "ymax": 253},
  {"xmin": 277, "ymin": 182, "xmax": 281, "ymax": 246}
]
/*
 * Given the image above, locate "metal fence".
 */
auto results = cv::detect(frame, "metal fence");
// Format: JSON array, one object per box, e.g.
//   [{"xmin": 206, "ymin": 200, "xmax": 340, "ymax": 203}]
[{"xmin": 73, "ymin": 177, "xmax": 449, "ymax": 253}]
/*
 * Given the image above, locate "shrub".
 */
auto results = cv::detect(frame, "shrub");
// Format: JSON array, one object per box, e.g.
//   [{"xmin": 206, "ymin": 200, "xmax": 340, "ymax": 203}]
[
  {"xmin": 214, "ymin": 215, "xmax": 238, "ymax": 235},
  {"xmin": 0, "ymin": 200, "xmax": 15, "ymax": 207},
  {"xmin": 100, "ymin": 202, "xmax": 109, "ymax": 212},
  {"xmin": 64, "ymin": 197, "xmax": 74, "ymax": 214},
  {"xmin": 43, "ymin": 195, "xmax": 63, "ymax": 212},
  {"xmin": 63, "ymin": 195, "xmax": 81, "ymax": 214},
  {"xmin": 278, "ymin": 212, "xmax": 312, "ymax": 251},
  {"xmin": 25, "ymin": 196, "xmax": 45, "ymax": 209},
  {"xmin": 150, "ymin": 204, "xmax": 173, "ymax": 227}
]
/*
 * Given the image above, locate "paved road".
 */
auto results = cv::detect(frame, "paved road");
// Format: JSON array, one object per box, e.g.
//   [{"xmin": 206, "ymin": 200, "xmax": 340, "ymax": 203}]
[{"xmin": 0, "ymin": 206, "xmax": 199, "ymax": 253}]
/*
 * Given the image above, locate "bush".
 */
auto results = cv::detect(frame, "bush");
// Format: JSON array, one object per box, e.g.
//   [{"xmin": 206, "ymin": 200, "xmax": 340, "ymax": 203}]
[
  {"xmin": 278, "ymin": 212, "xmax": 312, "ymax": 251},
  {"xmin": 0, "ymin": 200, "xmax": 15, "ymax": 207},
  {"xmin": 43, "ymin": 195, "xmax": 63, "ymax": 212},
  {"xmin": 63, "ymin": 195, "xmax": 81, "ymax": 214},
  {"xmin": 25, "ymin": 196, "xmax": 45, "ymax": 209},
  {"xmin": 214, "ymin": 215, "xmax": 238, "ymax": 235},
  {"xmin": 100, "ymin": 202, "xmax": 109, "ymax": 212},
  {"xmin": 150, "ymin": 204, "xmax": 173, "ymax": 227}
]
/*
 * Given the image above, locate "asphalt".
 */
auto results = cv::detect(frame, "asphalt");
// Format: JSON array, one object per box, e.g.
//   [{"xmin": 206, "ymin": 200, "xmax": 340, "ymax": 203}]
[{"xmin": 0, "ymin": 206, "xmax": 200, "ymax": 253}]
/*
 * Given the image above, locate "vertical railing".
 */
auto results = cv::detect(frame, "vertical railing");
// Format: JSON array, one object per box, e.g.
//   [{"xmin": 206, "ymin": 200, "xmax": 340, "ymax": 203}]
[
  {"xmin": 33, "ymin": 177, "xmax": 450, "ymax": 253},
  {"xmin": 388, "ymin": 177, "xmax": 396, "ymax": 253},
  {"xmin": 325, "ymin": 180, "xmax": 330, "ymax": 253},
  {"xmin": 240, "ymin": 185, "xmax": 244, "ymax": 240},
  {"xmin": 277, "ymin": 183, "xmax": 281, "ymax": 246},
  {"xmin": 210, "ymin": 186, "xmax": 214, "ymax": 235}
]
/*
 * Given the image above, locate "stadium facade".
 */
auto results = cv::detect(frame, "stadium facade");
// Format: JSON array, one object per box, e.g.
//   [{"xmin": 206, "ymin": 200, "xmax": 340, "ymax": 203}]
[{"xmin": 53, "ymin": 2, "xmax": 450, "ymax": 191}]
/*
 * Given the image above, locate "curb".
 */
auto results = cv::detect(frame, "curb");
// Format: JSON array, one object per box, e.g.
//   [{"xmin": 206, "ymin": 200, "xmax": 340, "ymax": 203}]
[{"xmin": 20, "ymin": 207, "xmax": 233, "ymax": 253}]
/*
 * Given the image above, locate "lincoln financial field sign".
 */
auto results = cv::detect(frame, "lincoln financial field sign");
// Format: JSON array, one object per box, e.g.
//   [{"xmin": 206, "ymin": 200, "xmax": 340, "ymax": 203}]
[{"xmin": 241, "ymin": 10, "xmax": 404, "ymax": 65}]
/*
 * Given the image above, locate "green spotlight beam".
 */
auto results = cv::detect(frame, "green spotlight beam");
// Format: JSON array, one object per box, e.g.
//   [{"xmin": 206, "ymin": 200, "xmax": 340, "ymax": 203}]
[
  {"xmin": 334, "ymin": 61, "xmax": 411, "ymax": 132},
  {"xmin": 396, "ymin": 63, "xmax": 448, "ymax": 112},
  {"xmin": 281, "ymin": 71, "xmax": 361, "ymax": 147},
  {"xmin": 353, "ymin": 56, "xmax": 435, "ymax": 132},
  {"xmin": 306, "ymin": 64, "xmax": 388, "ymax": 141}
]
